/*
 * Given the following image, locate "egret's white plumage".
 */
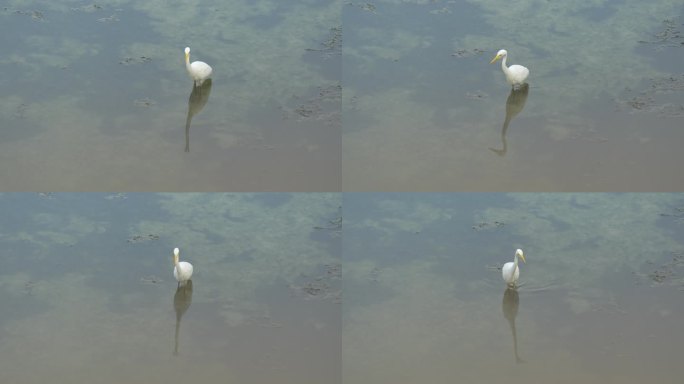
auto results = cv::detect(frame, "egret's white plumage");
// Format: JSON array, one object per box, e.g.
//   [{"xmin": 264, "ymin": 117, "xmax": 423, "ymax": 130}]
[
  {"xmin": 502, "ymin": 249, "xmax": 526, "ymax": 287},
  {"xmin": 490, "ymin": 49, "xmax": 529, "ymax": 89},
  {"xmin": 173, "ymin": 247, "xmax": 193, "ymax": 286},
  {"xmin": 184, "ymin": 47, "xmax": 212, "ymax": 86}
]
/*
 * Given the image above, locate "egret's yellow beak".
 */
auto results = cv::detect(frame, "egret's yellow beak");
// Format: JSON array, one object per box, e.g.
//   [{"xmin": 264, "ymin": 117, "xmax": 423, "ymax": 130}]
[
  {"xmin": 490, "ymin": 54, "xmax": 501, "ymax": 64},
  {"xmin": 519, "ymin": 252, "xmax": 526, "ymax": 263},
  {"xmin": 185, "ymin": 52, "xmax": 189, "ymax": 60}
]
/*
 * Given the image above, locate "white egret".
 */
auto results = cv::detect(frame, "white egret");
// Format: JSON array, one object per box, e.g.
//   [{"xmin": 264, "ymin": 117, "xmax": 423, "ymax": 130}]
[
  {"xmin": 173, "ymin": 247, "xmax": 193, "ymax": 286},
  {"xmin": 490, "ymin": 49, "xmax": 529, "ymax": 89},
  {"xmin": 502, "ymin": 249, "xmax": 526, "ymax": 288},
  {"xmin": 184, "ymin": 47, "xmax": 212, "ymax": 86}
]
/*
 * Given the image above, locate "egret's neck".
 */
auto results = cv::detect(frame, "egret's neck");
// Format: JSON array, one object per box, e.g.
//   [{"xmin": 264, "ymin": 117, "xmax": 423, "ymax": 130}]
[
  {"xmin": 513, "ymin": 253, "xmax": 519, "ymax": 268},
  {"xmin": 500, "ymin": 55, "xmax": 508, "ymax": 71},
  {"xmin": 174, "ymin": 253, "xmax": 180, "ymax": 266},
  {"xmin": 185, "ymin": 54, "xmax": 191, "ymax": 69}
]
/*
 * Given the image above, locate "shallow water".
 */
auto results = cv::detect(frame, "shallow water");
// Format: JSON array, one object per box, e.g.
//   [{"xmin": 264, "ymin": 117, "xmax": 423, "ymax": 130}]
[
  {"xmin": 0, "ymin": 1, "xmax": 340, "ymax": 191},
  {"xmin": 342, "ymin": 1, "xmax": 684, "ymax": 191},
  {"xmin": 343, "ymin": 193, "xmax": 684, "ymax": 383},
  {"xmin": 0, "ymin": 193, "xmax": 341, "ymax": 383}
]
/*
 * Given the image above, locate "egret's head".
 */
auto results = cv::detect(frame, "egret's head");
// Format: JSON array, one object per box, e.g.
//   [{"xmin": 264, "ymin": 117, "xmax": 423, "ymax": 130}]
[
  {"xmin": 516, "ymin": 248, "xmax": 526, "ymax": 263},
  {"xmin": 184, "ymin": 47, "xmax": 190, "ymax": 54},
  {"xmin": 173, "ymin": 247, "xmax": 180, "ymax": 264},
  {"xmin": 490, "ymin": 49, "xmax": 507, "ymax": 64}
]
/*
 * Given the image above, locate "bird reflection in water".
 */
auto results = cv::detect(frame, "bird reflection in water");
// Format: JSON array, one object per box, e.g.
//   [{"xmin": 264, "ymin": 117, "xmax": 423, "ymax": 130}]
[
  {"xmin": 502, "ymin": 287, "xmax": 525, "ymax": 363},
  {"xmin": 173, "ymin": 279, "xmax": 193, "ymax": 356},
  {"xmin": 185, "ymin": 79, "xmax": 213, "ymax": 152},
  {"xmin": 489, "ymin": 83, "xmax": 529, "ymax": 156}
]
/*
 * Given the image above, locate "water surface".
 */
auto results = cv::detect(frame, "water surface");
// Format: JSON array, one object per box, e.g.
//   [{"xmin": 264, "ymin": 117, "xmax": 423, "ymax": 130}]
[
  {"xmin": 0, "ymin": 193, "xmax": 341, "ymax": 383},
  {"xmin": 343, "ymin": 193, "xmax": 684, "ymax": 383},
  {"xmin": 342, "ymin": 1, "xmax": 684, "ymax": 191},
  {"xmin": 0, "ymin": 1, "xmax": 340, "ymax": 191}
]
